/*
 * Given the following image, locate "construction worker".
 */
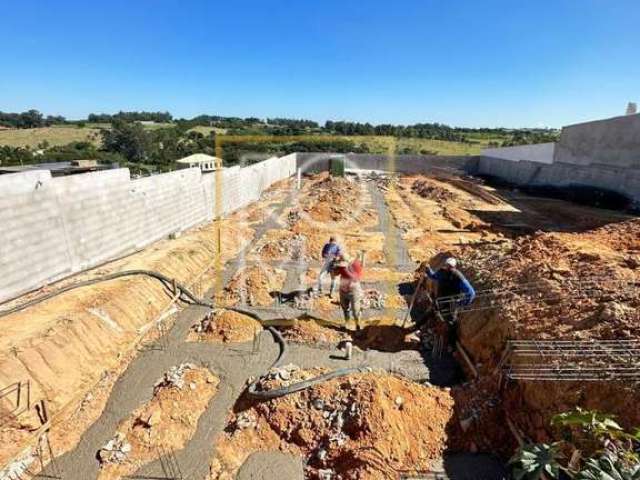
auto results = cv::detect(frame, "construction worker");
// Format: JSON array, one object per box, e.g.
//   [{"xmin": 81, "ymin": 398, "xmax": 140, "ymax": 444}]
[
  {"xmin": 424, "ymin": 257, "xmax": 475, "ymax": 347},
  {"xmin": 332, "ymin": 254, "xmax": 363, "ymax": 329},
  {"xmin": 316, "ymin": 236, "xmax": 342, "ymax": 296}
]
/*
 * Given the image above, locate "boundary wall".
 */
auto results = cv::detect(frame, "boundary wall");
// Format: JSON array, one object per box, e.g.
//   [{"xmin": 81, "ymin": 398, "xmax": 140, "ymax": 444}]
[
  {"xmin": 0, "ymin": 153, "xmax": 296, "ymax": 303},
  {"xmin": 296, "ymin": 152, "xmax": 478, "ymax": 174},
  {"xmin": 297, "ymin": 151, "xmax": 639, "ymax": 204},
  {"xmin": 480, "ymin": 142, "xmax": 555, "ymax": 164},
  {"xmin": 554, "ymin": 113, "xmax": 640, "ymax": 169}
]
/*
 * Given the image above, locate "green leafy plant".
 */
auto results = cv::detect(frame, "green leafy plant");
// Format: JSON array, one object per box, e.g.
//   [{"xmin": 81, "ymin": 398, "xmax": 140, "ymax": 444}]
[
  {"xmin": 574, "ymin": 452, "xmax": 640, "ymax": 480},
  {"xmin": 552, "ymin": 408, "xmax": 623, "ymax": 437},
  {"xmin": 510, "ymin": 442, "xmax": 564, "ymax": 480}
]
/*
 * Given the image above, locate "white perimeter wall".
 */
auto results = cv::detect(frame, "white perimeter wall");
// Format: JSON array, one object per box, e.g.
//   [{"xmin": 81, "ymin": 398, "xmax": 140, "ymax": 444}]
[
  {"xmin": 0, "ymin": 153, "xmax": 297, "ymax": 303},
  {"xmin": 481, "ymin": 142, "xmax": 555, "ymax": 164}
]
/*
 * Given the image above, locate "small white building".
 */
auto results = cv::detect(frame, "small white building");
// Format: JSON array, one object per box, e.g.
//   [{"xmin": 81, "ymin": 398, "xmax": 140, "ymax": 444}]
[{"xmin": 176, "ymin": 153, "xmax": 222, "ymax": 172}]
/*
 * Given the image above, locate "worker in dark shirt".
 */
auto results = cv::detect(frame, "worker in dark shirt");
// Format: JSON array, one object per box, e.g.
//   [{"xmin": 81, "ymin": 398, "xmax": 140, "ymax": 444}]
[
  {"xmin": 424, "ymin": 257, "xmax": 475, "ymax": 348},
  {"xmin": 424, "ymin": 257, "xmax": 476, "ymax": 307},
  {"xmin": 316, "ymin": 236, "xmax": 342, "ymax": 296}
]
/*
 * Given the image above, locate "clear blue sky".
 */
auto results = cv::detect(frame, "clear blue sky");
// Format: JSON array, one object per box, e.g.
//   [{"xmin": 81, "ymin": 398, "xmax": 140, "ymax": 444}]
[{"xmin": 1, "ymin": 0, "xmax": 639, "ymax": 128}]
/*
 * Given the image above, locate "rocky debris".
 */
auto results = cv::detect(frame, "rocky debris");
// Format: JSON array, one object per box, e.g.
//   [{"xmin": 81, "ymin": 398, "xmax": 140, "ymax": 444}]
[
  {"xmin": 252, "ymin": 364, "xmax": 324, "ymax": 392},
  {"xmin": 257, "ymin": 232, "xmax": 307, "ymax": 260},
  {"xmin": 216, "ymin": 371, "xmax": 454, "ymax": 479},
  {"xmin": 190, "ymin": 309, "xmax": 261, "ymax": 343},
  {"xmin": 360, "ymin": 289, "xmax": 385, "ymax": 309},
  {"xmin": 98, "ymin": 432, "xmax": 132, "ymax": 465},
  {"xmin": 277, "ymin": 321, "xmax": 350, "ymax": 344},
  {"xmin": 412, "ymin": 179, "xmax": 458, "ymax": 203},
  {"xmin": 193, "ymin": 310, "xmax": 217, "ymax": 334},
  {"xmin": 154, "ymin": 363, "xmax": 194, "ymax": 392},
  {"xmin": 299, "ymin": 174, "xmax": 364, "ymax": 224},
  {"xmin": 231, "ymin": 411, "xmax": 257, "ymax": 432},
  {"xmin": 220, "ymin": 264, "xmax": 286, "ymax": 306}
]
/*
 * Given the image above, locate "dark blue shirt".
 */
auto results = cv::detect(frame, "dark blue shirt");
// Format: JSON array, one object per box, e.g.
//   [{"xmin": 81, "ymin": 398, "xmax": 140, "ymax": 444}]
[
  {"xmin": 425, "ymin": 267, "xmax": 476, "ymax": 305},
  {"xmin": 321, "ymin": 242, "xmax": 342, "ymax": 259}
]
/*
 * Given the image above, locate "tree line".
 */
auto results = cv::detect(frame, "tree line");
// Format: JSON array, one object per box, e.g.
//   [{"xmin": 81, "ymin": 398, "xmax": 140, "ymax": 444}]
[
  {"xmin": 0, "ymin": 109, "xmax": 559, "ymax": 145},
  {"xmin": 0, "ymin": 110, "xmax": 66, "ymax": 129}
]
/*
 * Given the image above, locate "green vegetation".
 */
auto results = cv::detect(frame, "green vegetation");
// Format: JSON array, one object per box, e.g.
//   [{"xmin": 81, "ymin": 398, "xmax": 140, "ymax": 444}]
[
  {"xmin": 510, "ymin": 408, "xmax": 640, "ymax": 479},
  {"xmin": 510, "ymin": 443, "xmax": 564, "ymax": 480},
  {"xmin": 0, "ymin": 109, "xmax": 561, "ymax": 171}
]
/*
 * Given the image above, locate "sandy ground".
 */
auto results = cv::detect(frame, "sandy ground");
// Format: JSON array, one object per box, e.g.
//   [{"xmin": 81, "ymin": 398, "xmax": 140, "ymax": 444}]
[
  {"xmin": 0, "ymin": 179, "xmax": 291, "ymax": 470},
  {"xmin": 4, "ymin": 169, "xmax": 637, "ymax": 479}
]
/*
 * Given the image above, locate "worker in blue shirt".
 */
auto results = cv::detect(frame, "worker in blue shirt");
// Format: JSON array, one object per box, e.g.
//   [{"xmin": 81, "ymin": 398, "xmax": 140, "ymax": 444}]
[
  {"xmin": 424, "ymin": 257, "xmax": 476, "ymax": 307},
  {"xmin": 316, "ymin": 236, "xmax": 342, "ymax": 296},
  {"xmin": 423, "ymin": 257, "xmax": 475, "ymax": 349},
  {"xmin": 425, "ymin": 257, "xmax": 476, "ymax": 351}
]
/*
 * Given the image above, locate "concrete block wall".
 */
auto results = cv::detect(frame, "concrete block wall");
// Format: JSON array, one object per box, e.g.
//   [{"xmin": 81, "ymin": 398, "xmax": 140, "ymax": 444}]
[
  {"xmin": 555, "ymin": 113, "xmax": 640, "ymax": 169},
  {"xmin": 477, "ymin": 156, "xmax": 640, "ymax": 204},
  {"xmin": 480, "ymin": 142, "xmax": 555, "ymax": 164},
  {"xmin": 296, "ymin": 152, "xmax": 478, "ymax": 174},
  {"xmin": 0, "ymin": 153, "xmax": 297, "ymax": 303}
]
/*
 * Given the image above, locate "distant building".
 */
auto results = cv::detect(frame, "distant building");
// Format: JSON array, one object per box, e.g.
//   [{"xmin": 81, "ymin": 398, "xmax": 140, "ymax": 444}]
[
  {"xmin": 626, "ymin": 102, "xmax": 638, "ymax": 115},
  {"xmin": 176, "ymin": 153, "xmax": 222, "ymax": 172}
]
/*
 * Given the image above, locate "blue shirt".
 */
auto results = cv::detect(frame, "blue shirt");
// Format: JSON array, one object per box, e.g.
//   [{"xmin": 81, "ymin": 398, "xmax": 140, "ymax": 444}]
[
  {"xmin": 321, "ymin": 242, "xmax": 342, "ymax": 259},
  {"xmin": 425, "ymin": 267, "xmax": 476, "ymax": 305}
]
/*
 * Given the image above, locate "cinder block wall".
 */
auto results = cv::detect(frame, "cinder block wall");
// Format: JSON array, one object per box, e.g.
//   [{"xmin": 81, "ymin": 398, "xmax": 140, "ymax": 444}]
[
  {"xmin": 296, "ymin": 152, "xmax": 478, "ymax": 174},
  {"xmin": 476, "ymin": 156, "xmax": 640, "ymax": 204},
  {"xmin": 0, "ymin": 153, "xmax": 297, "ymax": 303},
  {"xmin": 555, "ymin": 113, "xmax": 640, "ymax": 169}
]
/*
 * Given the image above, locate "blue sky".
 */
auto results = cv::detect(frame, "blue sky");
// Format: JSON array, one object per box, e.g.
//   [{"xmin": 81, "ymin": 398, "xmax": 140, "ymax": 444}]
[{"xmin": 1, "ymin": 0, "xmax": 639, "ymax": 128}]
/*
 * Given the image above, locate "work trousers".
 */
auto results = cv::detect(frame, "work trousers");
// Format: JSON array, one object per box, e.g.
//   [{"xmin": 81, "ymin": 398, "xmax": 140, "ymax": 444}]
[{"xmin": 340, "ymin": 283, "xmax": 363, "ymax": 327}]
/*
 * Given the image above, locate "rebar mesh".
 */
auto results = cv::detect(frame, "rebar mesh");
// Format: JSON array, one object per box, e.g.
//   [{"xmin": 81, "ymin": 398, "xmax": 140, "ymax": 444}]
[
  {"xmin": 435, "ymin": 277, "xmax": 638, "ymax": 315},
  {"xmin": 504, "ymin": 339, "xmax": 640, "ymax": 381}
]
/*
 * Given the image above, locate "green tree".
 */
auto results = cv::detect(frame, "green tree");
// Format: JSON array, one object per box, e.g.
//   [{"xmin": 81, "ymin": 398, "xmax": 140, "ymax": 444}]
[{"xmin": 101, "ymin": 120, "xmax": 150, "ymax": 162}]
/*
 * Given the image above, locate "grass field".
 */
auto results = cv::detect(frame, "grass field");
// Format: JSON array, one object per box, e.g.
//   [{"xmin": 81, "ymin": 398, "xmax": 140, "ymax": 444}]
[
  {"xmin": 0, "ymin": 126, "xmax": 102, "ymax": 148},
  {"xmin": 0, "ymin": 125, "xmax": 487, "ymax": 155},
  {"xmin": 344, "ymin": 135, "xmax": 486, "ymax": 155}
]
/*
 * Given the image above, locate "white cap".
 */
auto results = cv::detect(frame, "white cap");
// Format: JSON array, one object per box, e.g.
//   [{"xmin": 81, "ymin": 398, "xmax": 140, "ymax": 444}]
[{"xmin": 444, "ymin": 257, "xmax": 457, "ymax": 268}]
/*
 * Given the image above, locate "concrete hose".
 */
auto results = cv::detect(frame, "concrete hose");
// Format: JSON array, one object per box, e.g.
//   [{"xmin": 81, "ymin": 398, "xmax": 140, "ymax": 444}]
[
  {"xmin": 246, "ymin": 325, "xmax": 369, "ymax": 400},
  {"xmin": 0, "ymin": 270, "xmax": 368, "ymax": 400},
  {"xmin": 0, "ymin": 269, "xmax": 212, "ymax": 319}
]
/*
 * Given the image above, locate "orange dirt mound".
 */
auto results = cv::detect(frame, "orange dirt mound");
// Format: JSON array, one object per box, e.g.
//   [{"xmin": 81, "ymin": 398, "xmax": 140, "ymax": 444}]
[
  {"xmin": 211, "ymin": 371, "xmax": 454, "ymax": 479},
  {"xmin": 278, "ymin": 320, "xmax": 350, "ymax": 344},
  {"xmin": 216, "ymin": 264, "xmax": 286, "ymax": 307},
  {"xmin": 412, "ymin": 179, "xmax": 459, "ymax": 203},
  {"xmin": 189, "ymin": 310, "xmax": 262, "ymax": 343}
]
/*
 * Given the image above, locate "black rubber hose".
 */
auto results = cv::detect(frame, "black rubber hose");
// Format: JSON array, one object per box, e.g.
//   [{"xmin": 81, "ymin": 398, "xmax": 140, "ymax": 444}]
[
  {"xmin": 0, "ymin": 269, "xmax": 369, "ymax": 400},
  {"xmin": 0, "ymin": 269, "xmax": 212, "ymax": 319},
  {"xmin": 245, "ymin": 324, "xmax": 369, "ymax": 400},
  {"xmin": 247, "ymin": 365, "xmax": 370, "ymax": 400}
]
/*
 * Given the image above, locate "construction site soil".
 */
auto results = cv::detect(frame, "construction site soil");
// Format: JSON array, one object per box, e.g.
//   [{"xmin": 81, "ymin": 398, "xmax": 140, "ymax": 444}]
[
  {"xmin": 211, "ymin": 371, "xmax": 454, "ymax": 479},
  {"xmin": 2, "ymin": 169, "xmax": 638, "ymax": 479}
]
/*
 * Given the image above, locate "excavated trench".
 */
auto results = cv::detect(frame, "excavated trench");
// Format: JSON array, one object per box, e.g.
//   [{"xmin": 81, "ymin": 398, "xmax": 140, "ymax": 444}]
[{"xmin": 32, "ymin": 172, "xmax": 537, "ymax": 479}]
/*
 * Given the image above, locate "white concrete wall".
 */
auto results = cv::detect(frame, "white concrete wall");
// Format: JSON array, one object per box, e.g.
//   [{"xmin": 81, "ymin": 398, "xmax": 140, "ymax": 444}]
[
  {"xmin": 0, "ymin": 153, "xmax": 297, "ymax": 303},
  {"xmin": 481, "ymin": 142, "xmax": 555, "ymax": 164},
  {"xmin": 554, "ymin": 113, "xmax": 640, "ymax": 169}
]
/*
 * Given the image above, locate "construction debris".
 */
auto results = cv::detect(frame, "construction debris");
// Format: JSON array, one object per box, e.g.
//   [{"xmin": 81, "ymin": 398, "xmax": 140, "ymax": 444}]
[
  {"xmin": 360, "ymin": 289, "xmax": 385, "ymax": 309},
  {"xmin": 412, "ymin": 179, "xmax": 459, "ymax": 203},
  {"xmin": 190, "ymin": 309, "xmax": 261, "ymax": 343},
  {"xmin": 98, "ymin": 432, "xmax": 131, "ymax": 464},
  {"xmin": 217, "ymin": 264, "xmax": 287, "ymax": 306},
  {"xmin": 212, "ymin": 371, "xmax": 454, "ymax": 479},
  {"xmin": 154, "ymin": 363, "xmax": 194, "ymax": 391}
]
